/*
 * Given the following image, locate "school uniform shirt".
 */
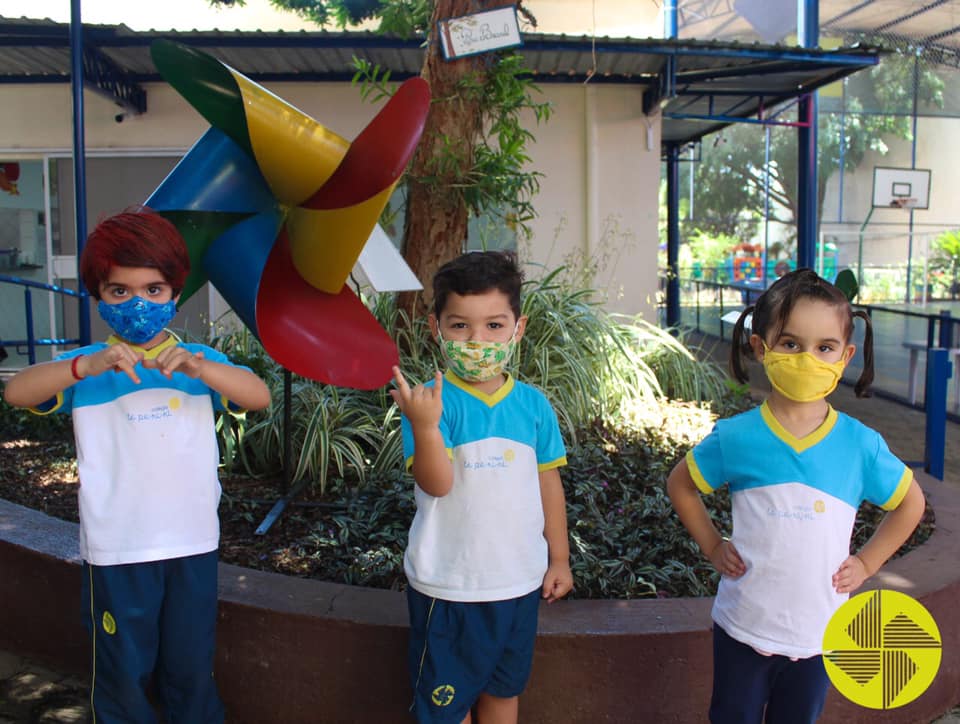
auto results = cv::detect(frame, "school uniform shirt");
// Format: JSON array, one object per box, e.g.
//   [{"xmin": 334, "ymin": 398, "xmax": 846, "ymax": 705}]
[
  {"xmin": 34, "ymin": 334, "xmax": 245, "ymax": 566},
  {"xmin": 686, "ymin": 401, "xmax": 912, "ymax": 659},
  {"xmin": 401, "ymin": 371, "xmax": 567, "ymax": 602}
]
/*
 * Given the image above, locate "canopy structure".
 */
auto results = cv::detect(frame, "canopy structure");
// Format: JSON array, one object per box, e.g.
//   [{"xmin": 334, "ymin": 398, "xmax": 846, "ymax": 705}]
[{"xmin": 0, "ymin": 16, "xmax": 879, "ymax": 148}]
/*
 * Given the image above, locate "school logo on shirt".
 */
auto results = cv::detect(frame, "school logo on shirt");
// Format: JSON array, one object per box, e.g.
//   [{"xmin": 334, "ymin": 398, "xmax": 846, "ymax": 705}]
[
  {"xmin": 102, "ymin": 611, "xmax": 117, "ymax": 635},
  {"xmin": 813, "ymin": 499, "xmax": 826, "ymax": 513},
  {"xmin": 823, "ymin": 590, "xmax": 941, "ymax": 709},
  {"xmin": 431, "ymin": 684, "xmax": 455, "ymax": 707}
]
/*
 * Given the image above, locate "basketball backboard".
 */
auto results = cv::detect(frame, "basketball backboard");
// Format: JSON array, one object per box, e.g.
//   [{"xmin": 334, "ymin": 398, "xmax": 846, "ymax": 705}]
[{"xmin": 872, "ymin": 167, "xmax": 931, "ymax": 209}]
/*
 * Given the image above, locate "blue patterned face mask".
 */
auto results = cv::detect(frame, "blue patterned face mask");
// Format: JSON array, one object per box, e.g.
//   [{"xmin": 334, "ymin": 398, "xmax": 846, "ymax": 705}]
[{"xmin": 97, "ymin": 296, "xmax": 177, "ymax": 345}]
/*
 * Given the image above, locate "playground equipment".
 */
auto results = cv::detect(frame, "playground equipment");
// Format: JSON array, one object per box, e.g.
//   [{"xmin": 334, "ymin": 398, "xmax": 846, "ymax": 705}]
[{"xmin": 146, "ymin": 40, "xmax": 430, "ymax": 390}]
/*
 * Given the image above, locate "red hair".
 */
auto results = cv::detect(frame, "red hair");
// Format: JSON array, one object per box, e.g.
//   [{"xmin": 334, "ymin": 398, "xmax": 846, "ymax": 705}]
[{"xmin": 79, "ymin": 208, "xmax": 190, "ymax": 299}]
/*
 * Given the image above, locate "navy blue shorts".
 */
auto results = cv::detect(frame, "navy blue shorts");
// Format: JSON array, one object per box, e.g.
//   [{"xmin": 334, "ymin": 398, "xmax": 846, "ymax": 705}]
[
  {"xmin": 710, "ymin": 624, "xmax": 830, "ymax": 724},
  {"xmin": 80, "ymin": 551, "xmax": 224, "ymax": 724},
  {"xmin": 406, "ymin": 586, "xmax": 541, "ymax": 724}
]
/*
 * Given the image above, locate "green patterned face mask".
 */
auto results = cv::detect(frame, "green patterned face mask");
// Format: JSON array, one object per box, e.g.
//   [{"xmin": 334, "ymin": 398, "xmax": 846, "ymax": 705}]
[{"xmin": 438, "ymin": 324, "xmax": 519, "ymax": 382}]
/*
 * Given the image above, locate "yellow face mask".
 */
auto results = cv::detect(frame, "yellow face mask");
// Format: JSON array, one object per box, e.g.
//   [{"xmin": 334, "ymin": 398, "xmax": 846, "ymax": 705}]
[{"xmin": 761, "ymin": 343, "xmax": 847, "ymax": 402}]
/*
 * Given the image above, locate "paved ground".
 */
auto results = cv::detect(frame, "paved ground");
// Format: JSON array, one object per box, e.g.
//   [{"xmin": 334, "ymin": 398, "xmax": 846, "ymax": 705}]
[{"xmin": 1, "ymin": 335, "xmax": 958, "ymax": 722}]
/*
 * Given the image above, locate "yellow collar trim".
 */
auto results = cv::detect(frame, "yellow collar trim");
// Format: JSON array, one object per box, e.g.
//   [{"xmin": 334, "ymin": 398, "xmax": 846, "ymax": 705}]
[
  {"xmin": 107, "ymin": 330, "xmax": 180, "ymax": 360},
  {"xmin": 444, "ymin": 370, "xmax": 514, "ymax": 407},
  {"xmin": 760, "ymin": 400, "xmax": 837, "ymax": 453}
]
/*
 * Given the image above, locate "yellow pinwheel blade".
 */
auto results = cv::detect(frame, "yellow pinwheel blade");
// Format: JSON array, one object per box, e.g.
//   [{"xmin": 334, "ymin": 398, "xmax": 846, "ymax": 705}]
[
  {"xmin": 232, "ymin": 71, "xmax": 349, "ymax": 206},
  {"xmin": 286, "ymin": 184, "xmax": 397, "ymax": 293}
]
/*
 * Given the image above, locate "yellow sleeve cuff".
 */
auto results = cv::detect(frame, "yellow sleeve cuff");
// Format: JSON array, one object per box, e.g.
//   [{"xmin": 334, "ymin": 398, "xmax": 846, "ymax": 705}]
[
  {"xmin": 880, "ymin": 466, "xmax": 914, "ymax": 511},
  {"xmin": 685, "ymin": 449, "xmax": 715, "ymax": 494}
]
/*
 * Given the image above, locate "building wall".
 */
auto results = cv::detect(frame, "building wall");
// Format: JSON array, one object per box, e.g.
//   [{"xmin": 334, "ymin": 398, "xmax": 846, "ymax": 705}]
[{"xmin": 0, "ymin": 79, "xmax": 661, "ymax": 343}]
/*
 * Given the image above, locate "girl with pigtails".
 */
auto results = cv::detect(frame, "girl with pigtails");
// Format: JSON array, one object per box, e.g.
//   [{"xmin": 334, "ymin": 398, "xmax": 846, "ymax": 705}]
[{"xmin": 667, "ymin": 268, "xmax": 925, "ymax": 724}]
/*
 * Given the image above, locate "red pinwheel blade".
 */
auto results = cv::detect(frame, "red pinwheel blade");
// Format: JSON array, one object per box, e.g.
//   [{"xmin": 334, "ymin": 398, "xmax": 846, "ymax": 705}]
[
  {"xmin": 256, "ymin": 230, "xmax": 398, "ymax": 389},
  {"xmin": 301, "ymin": 77, "xmax": 430, "ymax": 210}
]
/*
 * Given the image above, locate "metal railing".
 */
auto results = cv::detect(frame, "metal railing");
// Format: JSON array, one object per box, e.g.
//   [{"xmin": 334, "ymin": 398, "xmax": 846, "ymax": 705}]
[{"xmin": 0, "ymin": 274, "xmax": 85, "ymax": 365}]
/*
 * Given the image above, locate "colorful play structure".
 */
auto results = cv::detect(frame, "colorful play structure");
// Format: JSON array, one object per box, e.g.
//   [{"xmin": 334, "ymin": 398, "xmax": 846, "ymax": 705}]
[{"xmin": 146, "ymin": 40, "xmax": 430, "ymax": 390}]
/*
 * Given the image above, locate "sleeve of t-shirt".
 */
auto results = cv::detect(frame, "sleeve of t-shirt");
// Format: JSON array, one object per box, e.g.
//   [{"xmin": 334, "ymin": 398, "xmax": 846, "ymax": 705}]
[
  {"xmin": 535, "ymin": 393, "xmax": 567, "ymax": 471},
  {"xmin": 685, "ymin": 424, "xmax": 725, "ymax": 494},
  {"xmin": 399, "ymin": 378, "xmax": 452, "ymax": 471},
  {"xmin": 28, "ymin": 349, "xmax": 85, "ymax": 416},
  {"xmin": 862, "ymin": 429, "xmax": 912, "ymax": 511},
  {"xmin": 185, "ymin": 344, "xmax": 252, "ymax": 413}
]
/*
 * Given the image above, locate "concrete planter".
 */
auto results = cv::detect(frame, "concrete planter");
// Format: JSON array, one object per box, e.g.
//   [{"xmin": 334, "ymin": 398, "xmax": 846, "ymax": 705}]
[{"xmin": 1, "ymin": 471, "xmax": 957, "ymax": 723}]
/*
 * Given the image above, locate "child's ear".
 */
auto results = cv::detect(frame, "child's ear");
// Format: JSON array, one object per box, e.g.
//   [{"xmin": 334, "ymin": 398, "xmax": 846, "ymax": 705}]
[
  {"xmin": 428, "ymin": 314, "xmax": 440, "ymax": 341},
  {"xmin": 842, "ymin": 344, "xmax": 856, "ymax": 365},
  {"xmin": 748, "ymin": 334, "xmax": 765, "ymax": 362},
  {"xmin": 514, "ymin": 315, "xmax": 528, "ymax": 341}
]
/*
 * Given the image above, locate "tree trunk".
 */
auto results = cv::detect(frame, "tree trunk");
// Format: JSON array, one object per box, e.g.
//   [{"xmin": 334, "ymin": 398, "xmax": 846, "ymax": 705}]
[{"xmin": 398, "ymin": 0, "xmax": 504, "ymax": 320}]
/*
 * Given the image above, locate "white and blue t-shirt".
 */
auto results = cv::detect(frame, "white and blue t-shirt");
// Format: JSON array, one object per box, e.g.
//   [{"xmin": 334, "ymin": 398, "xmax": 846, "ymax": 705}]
[
  {"xmin": 35, "ymin": 334, "xmax": 245, "ymax": 567},
  {"xmin": 401, "ymin": 371, "xmax": 567, "ymax": 602},
  {"xmin": 687, "ymin": 401, "xmax": 912, "ymax": 658}
]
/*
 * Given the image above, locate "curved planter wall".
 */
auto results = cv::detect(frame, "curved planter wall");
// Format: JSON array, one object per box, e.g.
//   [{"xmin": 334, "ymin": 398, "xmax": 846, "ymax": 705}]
[{"xmin": 1, "ymin": 471, "xmax": 957, "ymax": 723}]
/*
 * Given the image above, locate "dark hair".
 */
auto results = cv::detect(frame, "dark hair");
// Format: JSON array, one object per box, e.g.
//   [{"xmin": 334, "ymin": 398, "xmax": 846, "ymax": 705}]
[
  {"xmin": 730, "ymin": 268, "xmax": 875, "ymax": 397},
  {"xmin": 79, "ymin": 207, "xmax": 190, "ymax": 300},
  {"xmin": 432, "ymin": 251, "xmax": 524, "ymax": 319}
]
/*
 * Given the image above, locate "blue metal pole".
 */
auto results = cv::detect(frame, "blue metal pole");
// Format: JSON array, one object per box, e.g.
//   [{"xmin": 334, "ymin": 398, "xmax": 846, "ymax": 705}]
[
  {"xmin": 666, "ymin": 143, "xmax": 681, "ymax": 330},
  {"xmin": 24, "ymin": 287, "xmax": 36, "ymax": 365},
  {"xmin": 924, "ymin": 348, "xmax": 950, "ymax": 480},
  {"xmin": 70, "ymin": 0, "xmax": 91, "ymax": 346},
  {"xmin": 665, "ymin": 0, "xmax": 678, "ymax": 38},
  {"xmin": 797, "ymin": 0, "xmax": 819, "ymax": 271}
]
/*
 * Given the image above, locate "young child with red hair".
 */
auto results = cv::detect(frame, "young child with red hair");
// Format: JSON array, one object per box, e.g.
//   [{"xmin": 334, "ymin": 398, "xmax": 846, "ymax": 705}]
[{"xmin": 4, "ymin": 208, "xmax": 270, "ymax": 723}]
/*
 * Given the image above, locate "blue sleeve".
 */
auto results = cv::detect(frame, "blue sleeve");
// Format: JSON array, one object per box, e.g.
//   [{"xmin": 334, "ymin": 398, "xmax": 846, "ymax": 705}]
[
  {"xmin": 862, "ymin": 430, "xmax": 912, "ymax": 511},
  {"xmin": 687, "ymin": 424, "xmax": 725, "ymax": 494},
  {"xmin": 29, "ymin": 348, "xmax": 86, "ymax": 415},
  {"xmin": 184, "ymin": 344, "xmax": 250, "ymax": 413},
  {"xmin": 535, "ymin": 394, "xmax": 566, "ymax": 471}
]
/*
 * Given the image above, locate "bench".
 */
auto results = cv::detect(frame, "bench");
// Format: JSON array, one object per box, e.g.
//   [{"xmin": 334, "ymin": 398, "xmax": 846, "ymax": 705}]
[{"xmin": 903, "ymin": 341, "xmax": 960, "ymax": 410}]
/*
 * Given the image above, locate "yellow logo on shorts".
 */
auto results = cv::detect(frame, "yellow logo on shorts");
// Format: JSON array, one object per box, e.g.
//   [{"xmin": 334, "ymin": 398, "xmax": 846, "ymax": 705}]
[
  {"xmin": 102, "ymin": 611, "xmax": 117, "ymax": 635},
  {"xmin": 431, "ymin": 684, "xmax": 455, "ymax": 707},
  {"xmin": 823, "ymin": 590, "xmax": 941, "ymax": 709}
]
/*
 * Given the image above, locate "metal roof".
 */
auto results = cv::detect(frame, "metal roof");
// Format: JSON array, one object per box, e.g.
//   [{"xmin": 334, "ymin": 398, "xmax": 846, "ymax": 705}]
[
  {"xmin": 0, "ymin": 16, "xmax": 879, "ymax": 147},
  {"xmin": 678, "ymin": 0, "xmax": 960, "ymax": 65}
]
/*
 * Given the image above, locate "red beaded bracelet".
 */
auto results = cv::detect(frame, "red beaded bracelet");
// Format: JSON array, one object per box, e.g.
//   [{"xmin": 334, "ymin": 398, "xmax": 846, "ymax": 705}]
[{"xmin": 70, "ymin": 355, "xmax": 84, "ymax": 381}]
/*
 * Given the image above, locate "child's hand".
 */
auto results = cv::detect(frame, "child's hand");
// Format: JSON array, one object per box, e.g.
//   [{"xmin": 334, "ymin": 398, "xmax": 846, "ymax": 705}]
[
  {"xmin": 83, "ymin": 344, "xmax": 145, "ymax": 384},
  {"xmin": 541, "ymin": 561, "xmax": 573, "ymax": 603},
  {"xmin": 389, "ymin": 367, "xmax": 443, "ymax": 428},
  {"xmin": 142, "ymin": 346, "xmax": 206, "ymax": 379},
  {"xmin": 708, "ymin": 539, "xmax": 746, "ymax": 578},
  {"xmin": 832, "ymin": 554, "xmax": 869, "ymax": 594}
]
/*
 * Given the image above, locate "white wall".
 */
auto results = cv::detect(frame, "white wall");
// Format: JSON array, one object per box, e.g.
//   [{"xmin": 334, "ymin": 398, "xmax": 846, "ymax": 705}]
[{"xmin": 0, "ymin": 79, "xmax": 662, "ymax": 320}]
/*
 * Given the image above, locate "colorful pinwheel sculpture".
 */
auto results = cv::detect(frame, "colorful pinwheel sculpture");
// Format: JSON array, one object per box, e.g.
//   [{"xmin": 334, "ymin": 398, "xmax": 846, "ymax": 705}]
[{"xmin": 146, "ymin": 40, "xmax": 430, "ymax": 389}]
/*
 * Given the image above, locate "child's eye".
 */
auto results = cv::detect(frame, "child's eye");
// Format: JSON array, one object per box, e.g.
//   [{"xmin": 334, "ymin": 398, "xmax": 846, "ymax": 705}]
[
  {"xmin": 782, "ymin": 340, "xmax": 798, "ymax": 350},
  {"xmin": 147, "ymin": 285, "xmax": 163, "ymax": 296},
  {"xmin": 110, "ymin": 287, "xmax": 127, "ymax": 298},
  {"xmin": 450, "ymin": 322, "xmax": 467, "ymax": 330},
  {"xmin": 488, "ymin": 322, "xmax": 504, "ymax": 330},
  {"xmin": 819, "ymin": 345, "xmax": 835, "ymax": 353}
]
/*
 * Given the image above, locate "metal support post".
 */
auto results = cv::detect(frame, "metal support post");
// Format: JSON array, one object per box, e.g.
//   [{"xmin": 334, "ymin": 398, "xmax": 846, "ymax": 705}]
[{"xmin": 924, "ymin": 348, "xmax": 951, "ymax": 480}]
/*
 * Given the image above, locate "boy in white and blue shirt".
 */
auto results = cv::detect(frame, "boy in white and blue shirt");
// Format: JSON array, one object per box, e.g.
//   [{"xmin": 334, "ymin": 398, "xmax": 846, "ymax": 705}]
[
  {"xmin": 4, "ymin": 209, "xmax": 270, "ymax": 723},
  {"xmin": 391, "ymin": 251, "xmax": 571, "ymax": 724}
]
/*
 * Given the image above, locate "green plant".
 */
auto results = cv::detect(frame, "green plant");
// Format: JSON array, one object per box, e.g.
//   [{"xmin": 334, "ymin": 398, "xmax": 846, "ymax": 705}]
[{"xmin": 930, "ymin": 229, "xmax": 960, "ymax": 300}]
